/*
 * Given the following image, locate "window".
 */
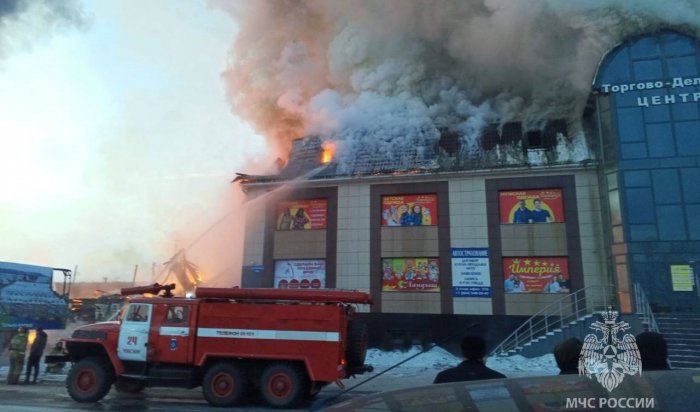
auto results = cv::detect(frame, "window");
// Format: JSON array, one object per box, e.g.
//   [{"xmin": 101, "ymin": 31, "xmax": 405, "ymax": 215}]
[
  {"xmin": 503, "ymin": 257, "xmax": 570, "ymax": 294},
  {"xmin": 274, "ymin": 259, "xmax": 325, "ymax": 289},
  {"xmin": 381, "ymin": 194, "xmax": 438, "ymax": 227},
  {"xmin": 126, "ymin": 304, "xmax": 149, "ymax": 322},
  {"xmin": 382, "ymin": 258, "xmax": 440, "ymax": 292},
  {"xmin": 166, "ymin": 305, "xmax": 189, "ymax": 323},
  {"xmin": 276, "ymin": 199, "xmax": 327, "ymax": 230},
  {"xmin": 499, "ymin": 189, "xmax": 564, "ymax": 224}
]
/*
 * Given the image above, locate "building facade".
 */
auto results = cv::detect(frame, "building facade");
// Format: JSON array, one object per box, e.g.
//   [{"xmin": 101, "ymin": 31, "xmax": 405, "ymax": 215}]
[{"xmin": 237, "ymin": 29, "xmax": 700, "ymax": 347}]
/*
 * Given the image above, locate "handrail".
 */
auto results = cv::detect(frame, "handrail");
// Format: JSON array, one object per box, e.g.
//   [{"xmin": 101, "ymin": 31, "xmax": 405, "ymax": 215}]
[
  {"xmin": 490, "ymin": 285, "xmax": 616, "ymax": 357},
  {"xmin": 634, "ymin": 283, "xmax": 659, "ymax": 333}
]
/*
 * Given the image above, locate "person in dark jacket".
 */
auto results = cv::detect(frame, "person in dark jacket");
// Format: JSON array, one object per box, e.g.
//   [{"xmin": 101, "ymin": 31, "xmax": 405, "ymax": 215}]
[
  {"xmin": 25, "ymin": 327, "xmax": 47, "ymax": 384},
  {"xmin": 553, "ymin": 337, "xmax": 583, "ymax": 374},
  {"xmin": 636, "ymin": 331, "xmax": 671, "ymax": 371},
  {"xmin": 433, "ymin": 335, "xmax": 506, "ymax": 384}
]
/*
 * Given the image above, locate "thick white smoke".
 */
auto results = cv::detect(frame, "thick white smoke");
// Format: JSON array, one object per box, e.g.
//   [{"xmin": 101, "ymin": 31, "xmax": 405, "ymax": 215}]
[
  {"xmin": 0, "ymin": 0, "xmax": 88, "ymax": 60},
  {"xmin": 216, "ymin": 0, "xmax": 700, "ymax": 164}
]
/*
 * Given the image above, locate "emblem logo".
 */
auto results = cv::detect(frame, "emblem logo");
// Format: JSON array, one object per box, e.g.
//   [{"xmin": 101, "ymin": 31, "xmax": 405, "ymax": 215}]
[{"xmin": 579, "ymin": 307, "xmax": 642, "ymax": 391}]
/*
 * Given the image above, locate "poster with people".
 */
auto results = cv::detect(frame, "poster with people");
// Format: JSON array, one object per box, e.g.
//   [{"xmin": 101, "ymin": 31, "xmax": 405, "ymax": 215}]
[
  {"xmin": 273, "ymin": 259, "xmax": 325, "ymax": 289},
  {"xmin": 381, "ymin": 258, "xmax": 440, "ymax": 292},
  {"xmin": 276, "ymin": 199, "xmax": 327, "ymax": 230},
  {"xmin": 499, "ymin": 189, "xmax": 564, "ymax": 224},
  {"xmin": 502, "ymin": 257, "xmax": 570, "ymax": 294},
  {"xmin": 381, "ymin": 194, "xmax": 437, "ymax": 227}
]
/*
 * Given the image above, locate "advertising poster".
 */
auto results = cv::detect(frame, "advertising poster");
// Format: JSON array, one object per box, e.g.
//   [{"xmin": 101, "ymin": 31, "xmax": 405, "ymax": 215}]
[
  {"xmin": 499, "ymin": 189, "xmax": 564, "ymax": 224},
  {"xmin": 382, "ymin": 258, "xmax": 440, "ymax": 292},
  {"xmin": 451, "ymin": 248, "xmax": 491, "ymax": 297},
  {"xmin": 671, "ymin": 265, "xmax": 694, "ymax": 292},
  {"xmin": 276, "ymin": 199, "xmax": 327, "ymax": 230},
  {"xmin": 273, "ymin": 259, "xmax": 325, "ymax": 289},
  {"xmin": 502, "ymin": 257, "xmax": 570, "ymax": 294},
  {"xmin": 381, "ymin": 194, "xmax": 438, "ymax": 226},
  {"xmin": 0, "ymin": 262, "xmax": 69, "ymax": 330}
]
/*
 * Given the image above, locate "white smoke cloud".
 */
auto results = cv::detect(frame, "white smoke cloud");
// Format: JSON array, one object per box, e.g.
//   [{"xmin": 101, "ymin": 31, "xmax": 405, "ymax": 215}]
[
  {"xmin": 0, "ymin": 0, "xmax": 88, "ymax": 60},
  {"xmin": 216, "ymin": 0, "xmax": 700, "ymax": 164}
]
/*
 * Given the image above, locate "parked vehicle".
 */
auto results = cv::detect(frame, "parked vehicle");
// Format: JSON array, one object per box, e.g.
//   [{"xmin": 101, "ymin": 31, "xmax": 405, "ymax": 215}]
[
  {"xmin": 57, "ymin": 283, "xmax": 373, "ymax": 408},
  {"xmin": 0, "ymin": 262, "xmax": 71, "ymax": 351}
]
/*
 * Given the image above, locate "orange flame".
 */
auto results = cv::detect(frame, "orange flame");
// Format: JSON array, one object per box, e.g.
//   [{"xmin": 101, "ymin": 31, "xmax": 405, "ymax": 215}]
[{"xmin": 321, "ymin": 141, "xmax": 335, "ymax": 164}]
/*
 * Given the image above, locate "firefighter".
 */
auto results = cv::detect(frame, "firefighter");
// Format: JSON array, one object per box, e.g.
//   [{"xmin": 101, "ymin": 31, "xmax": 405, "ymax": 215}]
[{"xmin": 6, "ymin": 326, "xmax": 28, "ymax": 385}]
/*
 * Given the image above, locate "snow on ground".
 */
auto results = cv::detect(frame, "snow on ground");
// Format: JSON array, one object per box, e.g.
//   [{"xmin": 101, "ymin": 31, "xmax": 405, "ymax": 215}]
[{"xmin": 361, "ymin": 345, "xmax": 559, "ymax": 384}]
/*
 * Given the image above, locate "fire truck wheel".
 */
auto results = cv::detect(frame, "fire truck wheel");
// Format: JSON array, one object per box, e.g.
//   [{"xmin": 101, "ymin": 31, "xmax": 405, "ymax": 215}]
[
  {"xmin": 202, "ymin": 362, "xmax": 247, "ymax": 406},
  {"xmin": 66, "ymin": 357, "xmax": 114, "ymax": 403},
  {"xmin": 260, "ymin": 362, "xmax": 309, "ymax": 408},
  {"xmin": 345, "ymin": 319, "xmax": 368, "ymax": 368},
  {"xmin": 114, "ymin": 377, "xmax": 147, "ymax": 393}
]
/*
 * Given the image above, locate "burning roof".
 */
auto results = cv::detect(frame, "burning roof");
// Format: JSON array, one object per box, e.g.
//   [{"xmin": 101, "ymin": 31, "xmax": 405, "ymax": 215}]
[{"xmin": 235, "ymin": 118, "xmax": 594, "ymax": 184}]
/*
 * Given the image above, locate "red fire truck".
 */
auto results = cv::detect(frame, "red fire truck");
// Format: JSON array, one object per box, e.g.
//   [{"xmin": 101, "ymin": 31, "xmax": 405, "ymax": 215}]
[{"xmin": 57, "ymin": 283, "xmax": 373, "ymax": 408}]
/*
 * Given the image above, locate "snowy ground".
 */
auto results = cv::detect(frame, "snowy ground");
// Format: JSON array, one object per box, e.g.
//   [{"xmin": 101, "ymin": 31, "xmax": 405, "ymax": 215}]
[{"xmin": 360, "ymin": 345, "xmax": 558, "ymax": 385}]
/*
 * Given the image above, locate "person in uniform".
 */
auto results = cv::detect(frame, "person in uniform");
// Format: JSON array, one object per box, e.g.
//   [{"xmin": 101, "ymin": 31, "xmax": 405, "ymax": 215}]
[{"xmin": 7, "ymin": 326, "xmax": 28, "ymax": 385}]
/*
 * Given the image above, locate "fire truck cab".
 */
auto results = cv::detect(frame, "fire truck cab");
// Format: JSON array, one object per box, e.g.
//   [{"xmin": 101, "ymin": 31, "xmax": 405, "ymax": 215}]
[{"xmin": 60, "ymin": 284, "xmax": 372, "ymax": 408}]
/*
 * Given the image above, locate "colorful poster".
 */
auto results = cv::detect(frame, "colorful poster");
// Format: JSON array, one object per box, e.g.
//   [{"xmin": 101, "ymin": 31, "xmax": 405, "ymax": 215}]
[
  {"xmin": 499, "ymin": 189, "xmax": 564, "ymax": 224},
  {"xmin": 381, "ymin": 194, "xmax": 438, "ymax": 226},
  {"xmin": 273, "ymin": 260, "xmax": 325, "ymax": 289},
  {"xmin": 382, "ymin": 258, "xmax": 440, "ymax": 292},
  {"xmin": 671, "ymin": 265, "xmax": 694, "ymax": 292},
  {"xmin": 276, "ymin": 199, "xmax": 327, "ymax": 230},
  {"xmin": 451, "ymin": 248, "xmax": 491, "ymax": 297},
  {"xmin": 502, "ymin": 257, "xmax": 570, "ymax": 294}
]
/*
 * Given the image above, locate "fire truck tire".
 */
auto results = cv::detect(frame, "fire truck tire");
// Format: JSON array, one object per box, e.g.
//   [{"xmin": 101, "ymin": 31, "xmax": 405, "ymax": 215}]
[
  {"xmin": 114, "ymin": 377, "xmax": 147, "ymax": 393},
  {"xmin": 345, "ymin": 319, "xmax": 368, "ymax": 368},
  {"xmin": 260, "ymin": 362, "xmax": 309, "ymax": 408},
  {"xmin": 202, "ymin": 362, "xmax": 247, "ymax": 407},
  {"xmin": 66, "ymin": 357, "xmax": 114, "ymax": 403}
]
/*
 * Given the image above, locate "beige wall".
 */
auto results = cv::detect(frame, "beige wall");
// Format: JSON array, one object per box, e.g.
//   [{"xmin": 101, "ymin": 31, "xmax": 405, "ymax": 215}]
[
  {"xmin": 381, "ymin": 291, "xmax": 441, "ymax": 314},
  {"xmin": 242, "ymin": 190, "xmax": 267, "ymax": 267},
  {"xmin": 449, "ymin": 178, "xmax": 493, "ymax": 314},
  {"xmin": 336, "ymin": 184, "xmax": 371, "ymax": 303}
]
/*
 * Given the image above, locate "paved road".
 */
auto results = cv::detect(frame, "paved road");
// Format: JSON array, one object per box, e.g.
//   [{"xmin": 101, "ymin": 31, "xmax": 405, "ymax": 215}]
[
  {"xmin": 0, "ymin": 366, "xmax": 435, "ymax": 411},
  {"xmin": 0, "ymin": 379, "xmax": 333, "ymax": 411}
]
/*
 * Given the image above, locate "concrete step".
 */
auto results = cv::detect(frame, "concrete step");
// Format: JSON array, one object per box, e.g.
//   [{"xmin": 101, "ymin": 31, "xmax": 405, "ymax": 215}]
[
  {"xmin": 661, "ymin": 331, "xmax": 700, "ymax": 337},
  {"xmin": 667, "ymin": 347, "xmax": 700, "ymax": 354},
  {"xmin": 664, "ymin": 338, "xmax": 700, "ymax": 345},
  {"xmin": 670, "ymin": 360, "xmax": 700, "ymax": 369}
]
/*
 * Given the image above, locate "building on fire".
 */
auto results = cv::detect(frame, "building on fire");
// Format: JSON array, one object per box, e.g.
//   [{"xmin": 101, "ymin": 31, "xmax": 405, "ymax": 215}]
[{"xmin": 234, "ymin": 30, "xmax": 700, "ymax": 355}]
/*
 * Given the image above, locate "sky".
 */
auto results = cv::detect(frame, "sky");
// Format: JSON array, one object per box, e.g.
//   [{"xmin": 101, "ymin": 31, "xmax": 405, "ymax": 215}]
[{"xmin": 0, "ymin": 0, "xmax": 268, "ymax": 285}]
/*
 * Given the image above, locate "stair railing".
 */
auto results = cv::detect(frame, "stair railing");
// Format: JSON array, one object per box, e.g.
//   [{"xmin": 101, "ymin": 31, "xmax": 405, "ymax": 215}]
[
  {"xmin": 634, "ymin": 283, "xmax": 659, "ymax": 333},
  {"xmin": 490, "ymin": 285, "xmax": 616, "ymax": 357}
]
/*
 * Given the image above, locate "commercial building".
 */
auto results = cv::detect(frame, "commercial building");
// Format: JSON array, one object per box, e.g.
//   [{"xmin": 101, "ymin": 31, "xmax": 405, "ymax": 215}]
[{"xmin": 235, "ymin": 30, "xmax": 700, "ymax": 348}]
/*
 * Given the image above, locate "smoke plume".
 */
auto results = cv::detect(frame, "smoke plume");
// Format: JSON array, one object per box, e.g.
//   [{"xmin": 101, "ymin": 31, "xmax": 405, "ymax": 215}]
[
  {"xmin": 216, "ymin": 0, "xmax": 700, "ymax": 163},
  {"xmin": 0, "ymin": 0, "xmax": 88, "ymax": 60}
]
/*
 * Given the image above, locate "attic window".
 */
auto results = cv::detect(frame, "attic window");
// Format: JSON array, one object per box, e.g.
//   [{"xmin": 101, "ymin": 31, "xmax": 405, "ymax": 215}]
[
  {"xmin": 525, "ymin": 130, "xmax": 544, "ymax": 149},
  {"xmin": 543, "ymin": 119, "xmax": 567, "ymax": 149},
  {"xmin": 481, "ymin": 124, "xmax": 499, "ymax": 151},
  {"xmin": 439, "ymin": 129, "xmax": 460, "ymax": 155},
  {"xmin": 501, "ymin": 122, "xmax": 522, "ymax": 145}
]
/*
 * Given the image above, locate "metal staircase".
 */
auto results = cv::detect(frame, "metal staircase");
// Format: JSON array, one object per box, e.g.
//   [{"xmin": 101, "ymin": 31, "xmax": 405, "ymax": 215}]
[
  {"xmin": 634, "ymin": 282, "xmax": 659, "ymax": 333},
  {"xmin": 490, "ymin": 285, "xmax": 616, "ymax": 357}
]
